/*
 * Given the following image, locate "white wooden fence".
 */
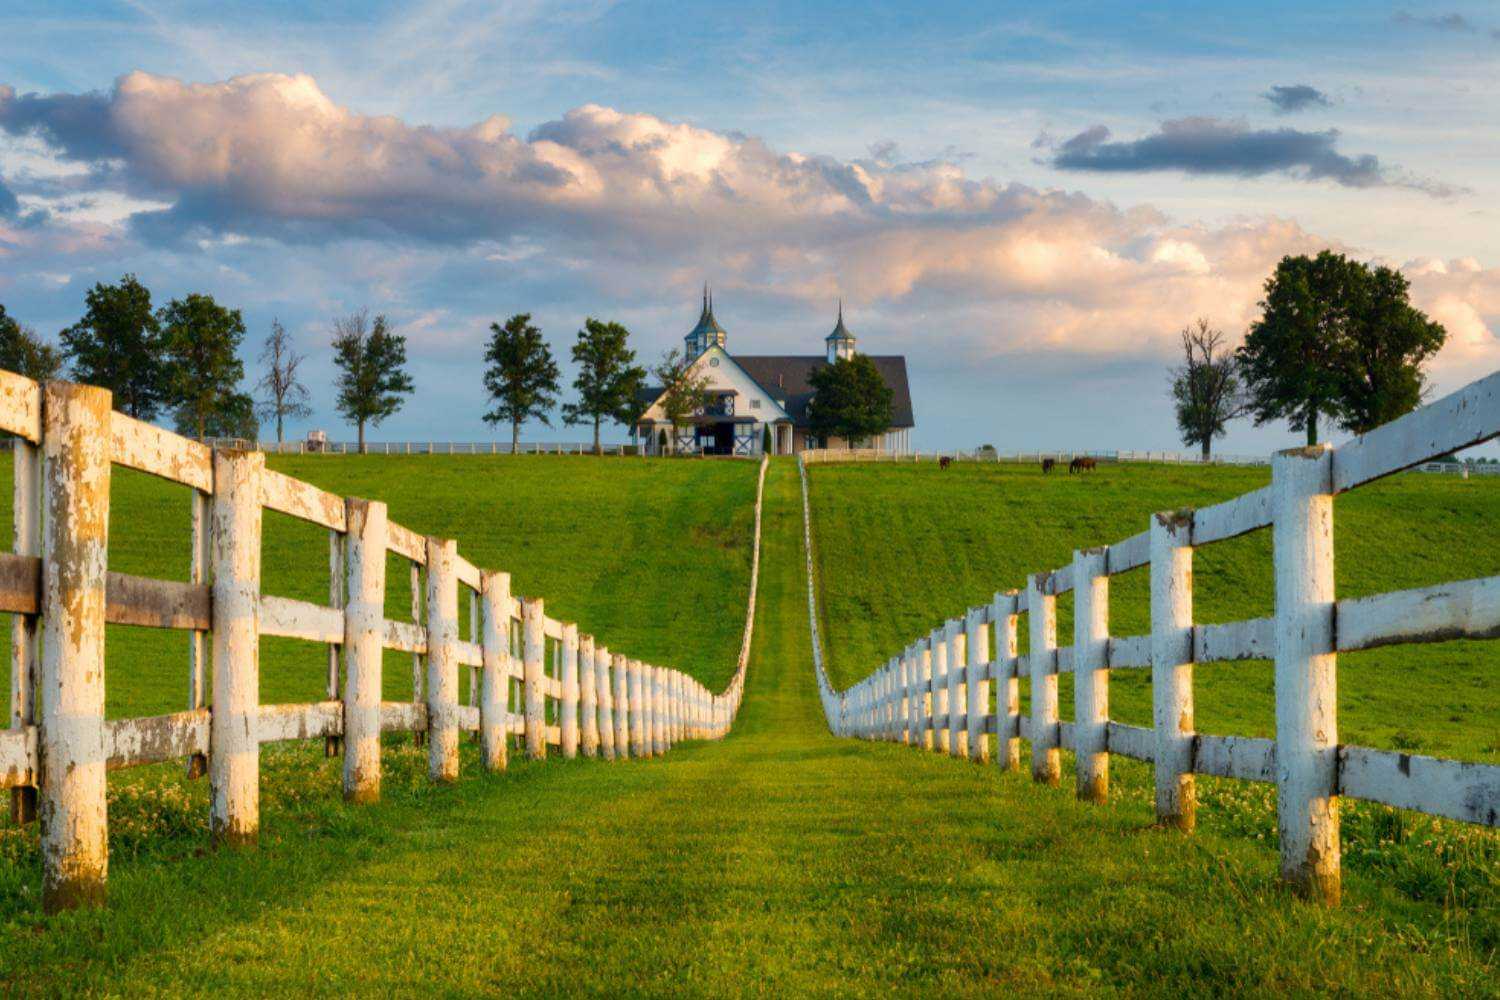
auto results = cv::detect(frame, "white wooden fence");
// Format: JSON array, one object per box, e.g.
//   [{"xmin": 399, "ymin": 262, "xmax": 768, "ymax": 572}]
[
  {"xmin": 802, "ymin": 447, "xmax": 1271, "ymax": 466},
  {"xmin": 801, "ymin": 370, "xmax": 1500, "ymax": 907},
  {"xmin": 0, "ymin": 369, "xmax": 767, "ymax": 913}
]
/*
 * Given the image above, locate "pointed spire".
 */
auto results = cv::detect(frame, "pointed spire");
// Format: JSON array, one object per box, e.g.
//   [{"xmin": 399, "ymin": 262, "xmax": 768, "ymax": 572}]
[{"xmin": 702, "ymin": 282, "xmax": 709, "ymax": 314}]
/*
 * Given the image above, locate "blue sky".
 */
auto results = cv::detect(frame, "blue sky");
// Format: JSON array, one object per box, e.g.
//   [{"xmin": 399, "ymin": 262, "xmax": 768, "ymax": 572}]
[{"xmin": 2, "ymin": 1, "xmax": 1498, "ymax": 451}]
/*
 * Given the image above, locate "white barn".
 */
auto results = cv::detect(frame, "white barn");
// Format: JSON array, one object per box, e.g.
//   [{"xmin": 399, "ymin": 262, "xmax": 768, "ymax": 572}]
[{"xmin": 636, "ymin": 292, "xmax": 914, "ymax": 456}]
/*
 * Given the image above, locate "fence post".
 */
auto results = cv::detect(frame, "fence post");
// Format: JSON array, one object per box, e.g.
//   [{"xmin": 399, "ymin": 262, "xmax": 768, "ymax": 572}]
[
  {"xmin": 560, "ymin": 623, "xmax": 580, "ymax": 758},
  {"xmin": 343, "ymin": 498, "xmax": 387, "ymax": 803},
  {"xmin": 38, "ymin": 383, "xmax": 112, "ymax": 911},
  {"xmin": 613, "ymin": 653, "xmax": 631, "ymax": 758},
  {"xmin": 948, "ymin": 621, "xmax": 966, "ymax": 757},
  {"xmin": 522, "ymin": 598, "xmax": 546, "ymax": 760},
  {"xmin": 1272, "ymin": 445, "xmax": 1340, "ymax": 905},
  {"xmin": 916, "ymin": 636, "xmax": 933, "ymax": 750},
  {"xmin": 480, "ymin": 570, "xmax": 511, "ymax": 772},
  {"xmin": 966, "ymin": 606, "xmax": 989, "ymax": 763},
  {"xmin": 1027, "ymin": 574, "xmax": 1060, "ymax": 785},
  {"xmin": 653, "ymin": 666, "xmax": 667, "ymax": 755},
  {"xmin": 425, "ymin": 538, "xmax": 460, "ymax": 782},
  {"xmin": 1150, "ymin": 511, "xmax": 1195, "ymax": 830},
  {"xmin": 209, "ymin": 447, "xmax": 263, "ymax": 850},
  {"xmin": 928, "ymin": 625, "xmax": 947, "ymax": 753},
  {"xmin": 10, "ymin": 431, "xmax": 41, "ymax": 823},
  {"xmin": 1073, "ymin": 547, "xmax": 1109, "ymax": 803},
  {"xmin": 187, "ymin": 488, "xmax": 210, "ymax": 779},
  {"xmin": 903, "ymin": 644, "xmax": 918, "ymax": 746},
  {"xmin": 596, "ymin": 646, "xmax": 615, "ymax": 761},
  {"xmin": 579, "ymin": 634, "xmax": 598, "ymax": 758},
  {"xmin": 996, "ymin": 591, "xmax": 1021, "ymax": 771},
  {"xmin": 627, "ymin": 659, "xmax": 645, "ymax": 758}
]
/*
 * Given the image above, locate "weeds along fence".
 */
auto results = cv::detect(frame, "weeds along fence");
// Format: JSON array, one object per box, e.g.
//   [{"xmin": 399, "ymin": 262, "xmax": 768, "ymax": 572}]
[
  {"xmin": 800, "ymin": 370, "xmax": 1500, "ymax": 907},
  {"xmin": 0, "ymin": 371, "xmax": 768, "ymax": 914}
]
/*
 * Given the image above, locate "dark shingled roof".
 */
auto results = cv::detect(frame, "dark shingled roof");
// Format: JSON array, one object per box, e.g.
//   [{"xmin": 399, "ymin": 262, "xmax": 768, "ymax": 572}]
[{"xmin": 736, "ymin": 355, "xmax": 914, "ymax": 428}]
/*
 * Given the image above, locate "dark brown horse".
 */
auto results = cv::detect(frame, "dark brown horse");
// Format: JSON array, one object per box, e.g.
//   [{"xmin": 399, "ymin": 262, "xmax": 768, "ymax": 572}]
[
  {"xmin": 1069, "ymin": 456, "xmax": 1097, "ymax": 474},
  {"xmin": 939, "ymin": 456, "xmax": 953, "ymax": 470},
  {"xmin": 1041, "ymin": 458, "xmax": 1056, "ymax": 474}
]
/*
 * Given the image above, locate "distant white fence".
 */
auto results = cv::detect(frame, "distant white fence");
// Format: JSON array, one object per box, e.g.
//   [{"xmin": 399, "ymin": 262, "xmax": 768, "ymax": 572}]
[
  {"xmin": 212, "ymin": 439, "xmax": 640, "ymax": 456},
  {"xmin": 804, "ymin": 448, "xmax": 1500, "ymax": 475},
  {"xmin": 800, "ymin": 369, "xmax": 1500, "ymax": 907},
  {"xmin": 0, "ymin": 367, "xmax": 767, "ymax": 914}
]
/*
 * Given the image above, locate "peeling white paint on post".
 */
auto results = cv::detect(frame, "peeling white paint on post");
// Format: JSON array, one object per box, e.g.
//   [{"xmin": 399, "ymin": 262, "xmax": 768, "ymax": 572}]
[
  {"xmin": 613, "ymin": 652, "xmax": 631, "ymax": 759},
  {"xmin": 39, "ymin": 383, "xmax": 112, "ymax": 911},
  {"xmin": 522, "ymin": 597, "xmax": 546, "ymax": 760},
  {"xmin": 1073, "ymin": 547, "xmax": 1109, "ymax": 803},
  {"xmin": 1150, "ymin": 511, "xmax": 1195, "ymax": 830},
  {"xmin": 1273, "ymin": 445, "xmax": 1340, "ymax": 905},
  {"xmin": 579, "ymin": 634, "xmax": 598, "ymax": 758},
  {"xmin": 480, "ymin": 570, "xmax": 510, "ymax": 772},
  {"xmin": 596, "ymin": 646, "xmax": 615, "ymax": 761},
  {"xmin": 560, "ymin": 623, "xmax": 580, "ymax": 758},
  {"xmin": 1028, "ymin": 574, "xmax": 1060, "ymax": 786},
  {"xmin": 10, "ymin": 433, "xmax": 41, "ymax": 822},
  {"xmin": 965, "ymin": 606, "xmax": 989, "ymax": 764},
  {"xmin": 342, "ymin": 498, "xmax": 387, "ymax": 803},
  {"xmin": 210, "ymin": 447, "xmax": 262, "ymax": 851},
  {"xmin": 948, "ymin": 622, "xmax": 966, "ymax": 758},
  {"xmin": 426, "ymin": 537, "xmax": 460, "ymax": 782},
  {"xmin": 996, "ymin": 591, "xmax": 1021, "ymax": 772},
  {"xmin": 627, "ymin": 659, "xmax": 645, "ymax": 758}
]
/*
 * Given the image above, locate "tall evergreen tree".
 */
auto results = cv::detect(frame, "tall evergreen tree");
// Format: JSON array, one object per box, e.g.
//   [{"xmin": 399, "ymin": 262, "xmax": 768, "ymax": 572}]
[
  {"xmin": 331, "ymin": 310, "xmax": 414, "ymax": 453},
  {"xmin": 60, "ymin": 274, "xmax": 165, "ymax": 418},
  {"xmin": 482, "ymin": 313, "xmax": 560, "ymax": 449},
  {"xmin": 0, "ymin": 304, "xmax": 62, "ymax": 381},
  {"xmin": 159, "ymin": 292, "xmax": 246, "ymax": 440},
  {"xmin": 561, "ymin": 318, "xmax": 646, "ymax": 454},
  {"xmin": 807, "ymin": 353, "xmax": 893, "ymax": 447}
]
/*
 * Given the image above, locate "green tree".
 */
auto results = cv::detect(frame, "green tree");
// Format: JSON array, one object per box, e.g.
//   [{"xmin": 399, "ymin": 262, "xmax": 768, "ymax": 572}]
[
  {"xmin": 482, "ymin": 313, "xmax": 560, "ymax": 450},
  {"xmin": 1238, "ymin": 251, "xmax": 1446, "ymax": 445},
  {"xmin": 807, "ymin": 352, "xmax": 893, "ymax": 447},
  {"xmin": 331, "ymin": 310, "xmax": 414, "ymax": 454},
  {"xmin": 173, "ymin": 391, "xmax": 258, "ymax": 442},
  {"xmin": 1335, "ymin": 265, "xmax": 1446, "ymax": 434},
  {"xmin": 159, "ymin": 293, "xmax": 246, "ymax": 440},
  {"xmin": 1170, "ymin": 318, "xmax": 1249, "ymax": 459},
  {"xmin": 0, "ymin": 304, "xmax": 63, "ymax": 381},
  {"xmin": 561, "ymin": 318, "xmax": 646, "ymax": 454},
  {"xmin": 60, "ymin": 274, "xmax": 165, "ymax": 418},
  {"xmin": 651, "ymin": 348, "xmax": 711, "ymax": 454},
  {"xmin": 254, "ymin": 319, "xmax": 311, "ymax": 443}
]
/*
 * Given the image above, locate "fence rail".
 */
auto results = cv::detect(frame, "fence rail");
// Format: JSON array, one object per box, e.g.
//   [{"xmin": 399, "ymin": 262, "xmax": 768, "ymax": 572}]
[
  {"xmin": 801, "ymin": 369, "xmax": 1500, "ymax": 907},
  {"xmin": 0, "ymin": 368, "xmax": 767, "ymax": 913}
]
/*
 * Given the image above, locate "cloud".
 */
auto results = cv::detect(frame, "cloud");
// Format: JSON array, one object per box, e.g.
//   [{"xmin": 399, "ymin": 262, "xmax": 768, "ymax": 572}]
[
  {"xmin": 1049, "ymin": 117, "xmax": 1460, "ymax": 197},
  {"xmin": 0, "ymin": 176, "xmax": 17, "ymax": 218},
  {"xmin": 1262, "ymin": 84, "xmax": 1331, "ymax": 114},
  {"xmin": 1392, "ymin": 11, "xmax": 1478, "ymax": 33},
  {"xmin": 0, "ymin": 69, "xmax": 1495, "ymax": 398}
]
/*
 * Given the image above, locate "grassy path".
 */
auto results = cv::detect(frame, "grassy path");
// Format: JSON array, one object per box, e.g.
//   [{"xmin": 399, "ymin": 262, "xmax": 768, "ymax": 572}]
[{"xmin": 2, "ymin": 461, "xmax": 1492, "ymax": 995}]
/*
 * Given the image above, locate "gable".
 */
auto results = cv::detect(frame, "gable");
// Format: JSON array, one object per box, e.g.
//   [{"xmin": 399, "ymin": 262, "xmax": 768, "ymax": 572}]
[{"xmin": 640, "ymin": 346, "xmax": 791, "ymax": 422}]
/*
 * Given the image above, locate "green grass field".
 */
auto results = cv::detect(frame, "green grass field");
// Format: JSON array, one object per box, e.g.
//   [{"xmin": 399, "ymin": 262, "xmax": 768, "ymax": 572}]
[{"xmin": 0, "ymin": 457, "xmax": 1494, "ymax": 995}]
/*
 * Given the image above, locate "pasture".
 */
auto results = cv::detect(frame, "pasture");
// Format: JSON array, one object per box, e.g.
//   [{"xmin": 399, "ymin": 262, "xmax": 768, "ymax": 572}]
[{"xmin": 0, "ymin": 457, "xmax": 1493, "ymax": 994}]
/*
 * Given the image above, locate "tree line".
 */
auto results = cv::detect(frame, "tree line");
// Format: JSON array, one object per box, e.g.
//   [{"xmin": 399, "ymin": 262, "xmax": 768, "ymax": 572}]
[{"xmin": 1170, "ymin": 250, "xmax": 1447, "ymax": 457}]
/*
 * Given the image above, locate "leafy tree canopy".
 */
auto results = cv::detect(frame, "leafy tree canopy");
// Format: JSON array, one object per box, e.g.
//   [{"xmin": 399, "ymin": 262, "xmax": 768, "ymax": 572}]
[
  {"xmin": 482, "ymin": 313, "xmax": 560, "ymax": 447},
  {"xmin": 332, "ymin": 310, "xmax": 414, "ymax": 452},
  {"xmin": 807, "ymin": 353, "xmax": 893, "ymax": 446},
  {"xmin": 60, "ymin": 274, "xmax": 165, "ymax": 419},
  {"xmin": 0, "ymin": 304, "xmax": 63, "ymax": 381},
  {"xmin": 561, "ymin": 318, "xmax": 646, "ymax": 452},
  {"xmin": 159, "ymin": 292, "xmax": 246, "ymax": 440}
]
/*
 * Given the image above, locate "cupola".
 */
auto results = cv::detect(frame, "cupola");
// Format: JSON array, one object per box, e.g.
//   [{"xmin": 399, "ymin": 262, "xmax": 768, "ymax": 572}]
[{"xmin": 826, "ymin": 301, "xmax": 856, "ymax": 362}]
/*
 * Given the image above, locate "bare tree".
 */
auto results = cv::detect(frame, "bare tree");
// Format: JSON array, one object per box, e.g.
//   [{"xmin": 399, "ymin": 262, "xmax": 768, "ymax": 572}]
[
  {"xmin": 255, "ymin": 319, "xmax": 311, "ymax": 443},
  {"xmin": 1170, "ymin": 318, "xmax": 1250, "ymax": 459}
]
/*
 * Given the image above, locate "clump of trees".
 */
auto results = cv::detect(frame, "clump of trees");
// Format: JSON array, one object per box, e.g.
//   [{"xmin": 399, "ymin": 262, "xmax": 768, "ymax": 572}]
[
  {"xmin": 482, "ymin": 313, "xmax": 560, "ymax": 450},
  {"xmin": 1171, "ymin": 251, "xmax": 1447, "ymax": 454},
  {"xmin": 0, "ymin": 304, "xmax": 61, "ymax": 381},
  {"xmin": 562, "ymin": 319, "xmax": 646, "ymax": 455}
]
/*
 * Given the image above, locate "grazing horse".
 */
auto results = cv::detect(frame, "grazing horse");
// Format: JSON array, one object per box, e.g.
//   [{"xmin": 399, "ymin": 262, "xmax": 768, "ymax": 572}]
[
  {"xmin": 939, "ymin": 456, "xmax": 953, "ymax": 470},
  {"xmin": 1069, "ymin": 456, "xmax": 1097, "ymax": 474},
  {"xmin": 1041, "ymin": 458, "xmax": 1056, "ymax": 474}
]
